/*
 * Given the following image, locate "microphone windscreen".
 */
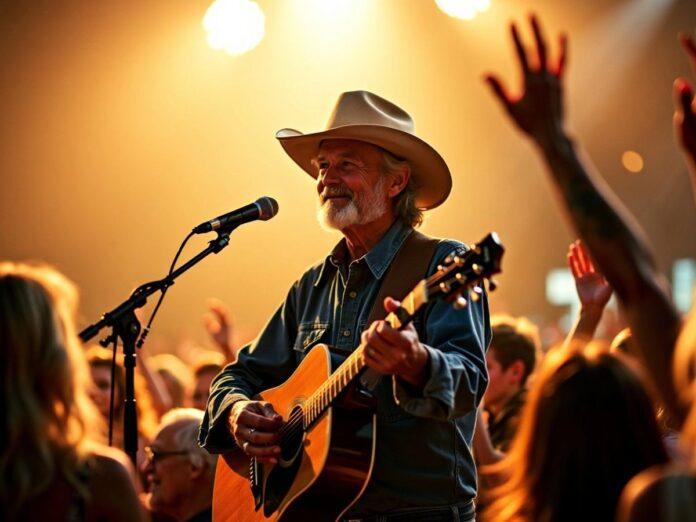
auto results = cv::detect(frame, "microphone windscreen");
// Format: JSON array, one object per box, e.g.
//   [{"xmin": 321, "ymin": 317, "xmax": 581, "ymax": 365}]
[{"xmin": 256, "ymin": 196, "xmax": 279, "ymax": 221}]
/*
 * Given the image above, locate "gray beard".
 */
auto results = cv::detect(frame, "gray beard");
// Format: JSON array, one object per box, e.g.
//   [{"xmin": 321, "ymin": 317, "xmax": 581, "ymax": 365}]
[{"xmin": 316, "ymin": 176, "xmax": 389, "ymax": 231}]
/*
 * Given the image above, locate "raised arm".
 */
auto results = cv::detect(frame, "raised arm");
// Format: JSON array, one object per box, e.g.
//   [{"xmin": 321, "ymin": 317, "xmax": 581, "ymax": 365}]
[
  {"xmin": 564, "ymin": 240, "xmax": 613, "ymax": 346},
  {"xmin": 674, "ymin": 33, "xmax": 696, "ymax": 203},
  {"xmin": 485, "ymin": 15, "xmax": 685, "ymax": 423}
]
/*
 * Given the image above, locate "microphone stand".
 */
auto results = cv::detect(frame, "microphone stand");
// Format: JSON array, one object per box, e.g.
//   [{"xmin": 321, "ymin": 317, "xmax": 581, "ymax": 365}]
[{"xmin": 79, "ymin": 230, "xmax": 232, "ymax": 466}]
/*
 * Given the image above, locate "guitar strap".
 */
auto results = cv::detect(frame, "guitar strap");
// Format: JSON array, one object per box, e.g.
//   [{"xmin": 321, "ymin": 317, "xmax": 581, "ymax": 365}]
[{"xmin": 359, "ymin": 228, "xmax": 440, "ymax": 390}]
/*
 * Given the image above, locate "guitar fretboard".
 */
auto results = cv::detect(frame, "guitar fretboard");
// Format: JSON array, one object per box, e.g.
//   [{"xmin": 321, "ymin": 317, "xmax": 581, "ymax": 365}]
[{"xmin": 302, "ymin": 280, "xmax": 428, "ymax": 428}]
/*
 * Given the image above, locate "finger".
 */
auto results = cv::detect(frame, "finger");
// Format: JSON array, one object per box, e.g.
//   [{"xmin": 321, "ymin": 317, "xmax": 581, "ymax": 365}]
[
  {"xmin": 567, "ymin": 251, "xmax": 581, "ymax": 278},
  {"xmin": 674, "ymin": 78, "xmax": 695, "ymax": 117},
  {"xmin": 238, "ymin": 426, "xmax": 278, "ymax": 445},
  {"xmin": 511, "ymin": 23, "xmax": 530, "ymax": 74},
  {"xmin": 555, "ymin": 33, "xmax": 568, "ymax": 78},
  {"xmin": 237, "ymin": 409, "xmax": 283, "ymax": 431},
  {"xmin": 680, "ymin": 33, "xmax": 696, "ymax": 75},
  {"xmin": 374, "ymin": 321, "xmax": 408, "ymax": 346},
  {"xmin": 208, "ymin": 298, "xmax": 232, "ymax": 325},
  {"xmin": 260, "ymin": 402, "xmax": 283, "ymax": 422},
  {"xmin": 484, "ymin": 75, "xmax": 514, "ymax": 110},
  {"xmin": 203, "ymin": 313, "xmax": 220, "ymax": 334},
  {"xmin": 576, "ymin": 241, "xmax": 593, "ymax": 274},
  {"xmin": 363, "ymin": 345, "xmax": 392, "ymax": 374},
  {"xmin": 530, "ymin": 14, "xmax": 547, "ymax": 71},
  {"xmin": 383, "ymin": 296, "xmax": 401, "ymax": 314},
  {"xmin": 241, "ymin": 442, "xmax": 281, "ymax": 459},
  {"xmin": 568, "ymin": 251, "xmax": 582, "ymax": 278}
]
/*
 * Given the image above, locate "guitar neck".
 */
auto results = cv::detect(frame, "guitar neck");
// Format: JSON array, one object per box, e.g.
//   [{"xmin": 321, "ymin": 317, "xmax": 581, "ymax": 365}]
[{"xmin": 302, "ymin": 280, "xmax": 428, "ymax": 428}]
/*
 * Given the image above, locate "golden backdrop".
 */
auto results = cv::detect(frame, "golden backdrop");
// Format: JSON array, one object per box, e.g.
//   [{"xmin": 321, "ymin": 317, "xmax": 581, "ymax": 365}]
[{"xmin": 1, "ymin": 0, "xmax": 694, "ymax": 354}]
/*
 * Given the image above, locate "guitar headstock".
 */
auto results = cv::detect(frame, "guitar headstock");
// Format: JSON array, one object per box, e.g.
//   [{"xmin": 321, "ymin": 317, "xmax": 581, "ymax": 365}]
[{"xmin": 427, "ymin": 232, "xmax": 504, "ymax": 308}]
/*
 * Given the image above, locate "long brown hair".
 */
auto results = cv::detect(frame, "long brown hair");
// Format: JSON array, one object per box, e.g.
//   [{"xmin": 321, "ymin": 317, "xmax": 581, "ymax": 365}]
[
  {"xmin": 0, "ymin": 262, "xmax": 103, "ymax": 518},
  {"xmin": 483, "ymin": 343, "xmax": 668, "ymax": 522}
]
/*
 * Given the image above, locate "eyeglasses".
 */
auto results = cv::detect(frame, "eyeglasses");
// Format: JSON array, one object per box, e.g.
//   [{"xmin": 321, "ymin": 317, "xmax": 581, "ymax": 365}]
[{"xmin": 144, "ymin": 445, "xmax": 189, "ymax": 464}]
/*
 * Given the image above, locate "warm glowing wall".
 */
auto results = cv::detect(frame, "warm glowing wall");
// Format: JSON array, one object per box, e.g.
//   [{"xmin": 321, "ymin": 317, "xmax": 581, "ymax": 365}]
[{"xmin": 1, "ymin": 0, "xmax": 694, "ymax": 354}]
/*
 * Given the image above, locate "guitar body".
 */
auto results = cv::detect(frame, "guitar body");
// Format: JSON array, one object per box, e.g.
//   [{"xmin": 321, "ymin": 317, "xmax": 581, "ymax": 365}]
[{"xmin": 213, "ymin": 343, "xmax": 376, "ymax": 522}]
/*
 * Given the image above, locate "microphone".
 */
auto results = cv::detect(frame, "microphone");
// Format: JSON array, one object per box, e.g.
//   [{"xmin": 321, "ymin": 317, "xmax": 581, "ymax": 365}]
[{"xmin": 193, "ymin": 197, "xmax": 279, "ymax": 234}]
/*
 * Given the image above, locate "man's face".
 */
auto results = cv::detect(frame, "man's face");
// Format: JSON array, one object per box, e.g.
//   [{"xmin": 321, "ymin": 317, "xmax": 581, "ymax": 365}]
[
  {"xmin": 314, "ymin": 139, "xmax": 391, "ymax": 230},
  {"xmin": 484, "ymin": 349, "xmax": 522, "ymax": 410},
  {"xmin": 191, "ymin": 369, "xmax": 218, "ymax": 411},
  {"xmin": 142, "ymin": 424, "xmax": 192, "ymax": 516}
]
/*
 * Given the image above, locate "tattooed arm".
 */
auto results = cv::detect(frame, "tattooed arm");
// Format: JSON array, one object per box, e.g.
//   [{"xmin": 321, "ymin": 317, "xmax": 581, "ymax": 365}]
[{"xmin": 485, "ymin": 15, "xmax": 685, "ymax": 424}]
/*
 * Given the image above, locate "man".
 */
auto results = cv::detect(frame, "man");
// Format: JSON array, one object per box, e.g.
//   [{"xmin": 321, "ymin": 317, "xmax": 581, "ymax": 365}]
[
  {"xmin": 199, "ymin": 91, "xmax": 490, "ymax": 520},
  {"xmin": 474, "ymin": 315, "xmax": 539, "ymax": 468},
  {"xmin": 144, "ymin": 409, "xmax": 217, "ymax": 522},
  {"xmin": 190, "ymin": 352, "xmax": 226, "ymax": 411}
]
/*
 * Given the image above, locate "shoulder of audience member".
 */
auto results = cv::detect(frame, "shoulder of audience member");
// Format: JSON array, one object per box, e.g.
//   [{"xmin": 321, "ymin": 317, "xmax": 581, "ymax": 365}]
[
  {"xmin": 87, "ymin": 444, "xmax": 144, "ymax": 521},
  {"xmin": 617, "ymin": 465, "xmax": 696, "ymax": 522}
]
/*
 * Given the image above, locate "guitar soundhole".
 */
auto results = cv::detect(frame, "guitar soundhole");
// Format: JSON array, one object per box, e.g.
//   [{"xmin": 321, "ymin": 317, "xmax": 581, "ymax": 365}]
[
  {"xmin": 280, "ymin": 405, "xmax": 304, "ymax": 463},
  {"xmin": 263, "ymin": 405, "xmax": 305, "ymax": 516}
]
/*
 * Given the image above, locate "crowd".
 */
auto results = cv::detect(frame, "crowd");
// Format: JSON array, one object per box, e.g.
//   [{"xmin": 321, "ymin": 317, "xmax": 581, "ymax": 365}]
[{"xmin": 1, "ymin": 14, "xmax": 695, "ymax": 522}]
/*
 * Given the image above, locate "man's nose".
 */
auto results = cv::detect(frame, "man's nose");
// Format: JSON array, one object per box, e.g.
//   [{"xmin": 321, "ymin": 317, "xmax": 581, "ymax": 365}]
[{"xmin": 319, "ymin": 164, "xmax": 340, "ymax": 187}]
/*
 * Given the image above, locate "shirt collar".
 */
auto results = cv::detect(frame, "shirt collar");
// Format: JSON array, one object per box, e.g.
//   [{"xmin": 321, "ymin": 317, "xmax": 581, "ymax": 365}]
[{"xmin": 314, "ymin": 220, "xmax": 413, "ymax": 286}]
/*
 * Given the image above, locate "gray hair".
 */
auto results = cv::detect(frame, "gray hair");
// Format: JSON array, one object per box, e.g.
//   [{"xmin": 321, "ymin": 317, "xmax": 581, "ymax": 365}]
[
  {"xmin": 158, "ymin": 408, "xmax": 217, "ymax": 474},
  {"xmin": 378, "ymin": 148, "xmax": 423, "ymax": 228}
]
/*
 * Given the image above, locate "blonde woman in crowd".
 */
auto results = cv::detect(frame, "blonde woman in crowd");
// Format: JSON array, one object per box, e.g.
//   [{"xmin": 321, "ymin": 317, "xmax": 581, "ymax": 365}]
[{"xmin": 0, "ymin": 262, "xmax": 142, "ymax": 521}]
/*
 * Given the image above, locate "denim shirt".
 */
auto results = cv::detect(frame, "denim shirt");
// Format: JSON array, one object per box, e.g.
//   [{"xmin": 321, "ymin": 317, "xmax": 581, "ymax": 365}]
[{"xmin": 198, "ymin": 220, "xmax": 491, "ymax": 514}]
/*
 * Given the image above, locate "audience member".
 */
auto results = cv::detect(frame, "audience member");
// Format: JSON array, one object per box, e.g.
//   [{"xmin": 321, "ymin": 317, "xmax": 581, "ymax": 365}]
[
  {"xmin": 149, "ymin": 353, "xmax": 194, "ymax": 409},
  {"xmin": 474, "ymin": 315, "xmax": 539, "ymax": 465},
  {"xmin": 190, "ymin": 351, "xmax": 225, "ymax": 411},
  {"xmin": 483, "ymin": 343, "xmax": 668, "ymax": 522},
  {"xmin": 142, "ymin": 408, "xmax": 216, "ymax": 522},
  {"xmin": 86, "ymin": 346, "xmax": 159, "ymax": 478},
  {"xmin": 485, "ymin": 15, "xmax": 696, "ymax": 521},
  {"xmin": 0, "ymin": 262, "xmax": 142, "ymax": 521}
]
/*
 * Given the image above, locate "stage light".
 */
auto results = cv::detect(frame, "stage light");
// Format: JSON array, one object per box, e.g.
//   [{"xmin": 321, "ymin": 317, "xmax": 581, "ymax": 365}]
[
  {"xmin": 435, "ymin": 0, "xmax": 490, "ymax": 21},
  {"xmin": 621, "ymin": 150, "xmax": 644, "ymax": 173},
  {"xmin": 203, "ymin": 0, "xmax": 265, "ymax": 56}
]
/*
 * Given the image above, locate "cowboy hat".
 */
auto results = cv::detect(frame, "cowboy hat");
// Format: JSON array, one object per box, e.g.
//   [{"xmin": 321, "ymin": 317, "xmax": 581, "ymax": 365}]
[{"xmin": 275, "ymin": 90, "xmax": 452, "ymax": 209}]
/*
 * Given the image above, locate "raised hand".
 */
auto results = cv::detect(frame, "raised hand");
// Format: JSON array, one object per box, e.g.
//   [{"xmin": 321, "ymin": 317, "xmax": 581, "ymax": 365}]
[
  {"xmin": 674, "ymin": 34, "xmax": 696, "ymax": 165},
  {"xmin": 485, "ymin": 14, "xmax": 568, "ymax": 146},
  {"xmin": 204, "ymin": 298, "xmax": 235, "ymax": 360},
  {"xmin": 567, "ymin": 240, "xmax": 612, "ymax": 312}
]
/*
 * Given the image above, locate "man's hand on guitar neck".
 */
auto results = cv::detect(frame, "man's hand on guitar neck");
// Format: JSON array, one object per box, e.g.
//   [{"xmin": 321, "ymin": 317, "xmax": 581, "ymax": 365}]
[
  {"xmin": 362, "ymin": 297, "xmax": 431, "ymax": 389},
  {"xmin": 228, "ymin": 400, "xmax": 283, "ymax": 463}
]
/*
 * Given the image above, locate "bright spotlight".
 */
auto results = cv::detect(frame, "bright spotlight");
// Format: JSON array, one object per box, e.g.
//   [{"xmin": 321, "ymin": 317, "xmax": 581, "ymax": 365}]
[
  {"xmin": 203, "ymin": 0, "xmax": 265, "ymax": 56},
  {"xmin": 435, "ymin": 0, "xmax": 490, "ymax": 20}
]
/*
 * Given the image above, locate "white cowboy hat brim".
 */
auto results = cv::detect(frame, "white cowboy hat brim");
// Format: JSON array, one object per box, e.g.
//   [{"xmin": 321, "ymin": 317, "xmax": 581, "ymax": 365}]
[{"xmin": 276, "ymin": 124, "xmax": 452, "ymax": 210}]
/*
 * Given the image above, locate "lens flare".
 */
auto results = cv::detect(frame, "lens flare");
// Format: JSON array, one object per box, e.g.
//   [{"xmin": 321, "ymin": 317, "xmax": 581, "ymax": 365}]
[
  {"xmin": 203, "ymin": 0, "xmax": 265, "ymax": 56},
  {"xmin": 435, "ymin": 0, "xmax": 490, "ymax": 20}
]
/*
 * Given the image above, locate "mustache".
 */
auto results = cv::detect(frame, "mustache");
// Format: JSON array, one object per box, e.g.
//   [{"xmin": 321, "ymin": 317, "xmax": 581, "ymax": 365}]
[{"xmin": 319, "ymin": 186, "xmax": 353, "ymax": 203}]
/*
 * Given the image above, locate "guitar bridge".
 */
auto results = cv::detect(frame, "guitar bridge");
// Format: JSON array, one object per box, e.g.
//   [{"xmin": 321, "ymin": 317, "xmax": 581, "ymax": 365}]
[{"xmin": 249, "ymin": 457, "xmax": 263, "ymax": 510}]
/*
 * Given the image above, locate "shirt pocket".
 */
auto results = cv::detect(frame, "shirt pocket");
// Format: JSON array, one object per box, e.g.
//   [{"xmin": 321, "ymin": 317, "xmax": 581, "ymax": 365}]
[{"xmin": 292, "ymin": 322, "xmax": 329, "ymax": 357}]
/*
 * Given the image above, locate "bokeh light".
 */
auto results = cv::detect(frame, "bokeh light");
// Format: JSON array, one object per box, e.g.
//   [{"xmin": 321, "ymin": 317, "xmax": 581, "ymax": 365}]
[
  {"xmin": 203, "ymin": 0, "xmax": 265, "ymax": 56},
  {"xmin": 621, "ymin": 150, "xmax": 644, "ymax": 173},
  {"xmin": 435, "ymin": 0, "xmax": 490, "ymax": 20}
]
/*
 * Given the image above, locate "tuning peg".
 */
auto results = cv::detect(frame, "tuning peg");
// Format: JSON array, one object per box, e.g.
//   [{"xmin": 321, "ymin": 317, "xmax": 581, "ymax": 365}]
[
  {"xmin": 488, "ymin": 279, "xmax": 498, "ymax": 292},
  {"xmin": 453, "ymin": 296, "xmax": 468, "ymax": 309},
  {"xmin": 439, "ymin": 281, "xmax": 451, "ymax": 294},
  {"xmin": 470, "ymin": 286, "xmax": 482, "ymax": 302},
  {"xmin": 470, "ymin": 244, "xmax": 481, "ymax": 255},
  {"xmin": 471, "ymin": 263, "xmax": 482, "ymax": 275}
]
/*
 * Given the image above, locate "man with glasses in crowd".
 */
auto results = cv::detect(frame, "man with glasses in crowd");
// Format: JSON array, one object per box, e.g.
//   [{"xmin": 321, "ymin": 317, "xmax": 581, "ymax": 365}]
[{"xmin": 143, "ymin": 409, "xmax": 217, "ymax": 522}]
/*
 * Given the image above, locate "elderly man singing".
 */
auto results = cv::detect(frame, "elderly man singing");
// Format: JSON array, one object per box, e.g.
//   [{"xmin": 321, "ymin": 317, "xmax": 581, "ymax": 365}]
[{"xmin": 199, "ymin": 91, "xmax": 490, "ymax": 521}]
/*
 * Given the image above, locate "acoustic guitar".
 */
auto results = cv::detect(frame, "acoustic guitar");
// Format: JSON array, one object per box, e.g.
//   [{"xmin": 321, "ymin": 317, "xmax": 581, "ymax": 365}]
[{"xmin": 213, "ymin": 232, "xmax": 504, "ymax": 521}]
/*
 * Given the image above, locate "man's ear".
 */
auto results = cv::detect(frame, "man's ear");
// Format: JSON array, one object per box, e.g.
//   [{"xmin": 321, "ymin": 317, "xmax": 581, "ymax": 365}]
[
  {"xmin": 507, "ymin": 360, "xmax": 525, "ymax": 385},
  {"xmin": 387, "ymin": 163, "xmax": 411, "ymax": 198},
  {"xmin": 190, "ymin": 461, "xmax": 206, "ymax": 480}
]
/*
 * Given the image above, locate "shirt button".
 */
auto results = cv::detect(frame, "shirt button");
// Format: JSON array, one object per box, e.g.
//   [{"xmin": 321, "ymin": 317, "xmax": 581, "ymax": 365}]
[
  {"xmin": 348, "ymin": 291, "xmax": 357, "ymax": 299},
  {"xmin": 342, "ymin": 329, "xmax": 351, "ymax": 337}
]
